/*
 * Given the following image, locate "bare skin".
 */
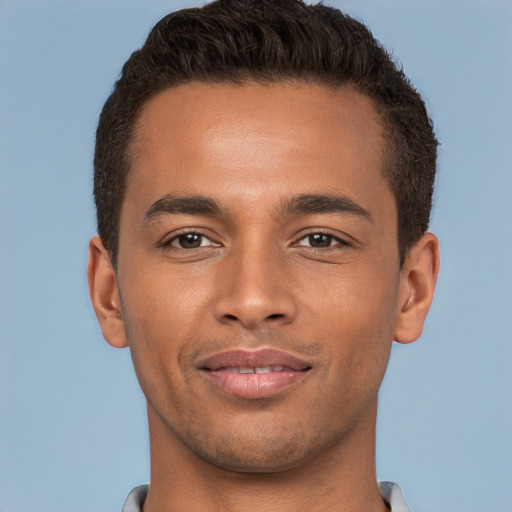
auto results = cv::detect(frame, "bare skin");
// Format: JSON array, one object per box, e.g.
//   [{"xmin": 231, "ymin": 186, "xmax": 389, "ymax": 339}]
[{"xmin": 89, "ymin": 83, "xmax": 439, "ymax": 512}]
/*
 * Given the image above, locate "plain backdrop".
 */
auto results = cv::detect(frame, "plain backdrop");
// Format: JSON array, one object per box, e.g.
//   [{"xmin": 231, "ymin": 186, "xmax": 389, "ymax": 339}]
[{"xmin": 1, "ymin": 1, "xmax": 511, "ymax": 511}]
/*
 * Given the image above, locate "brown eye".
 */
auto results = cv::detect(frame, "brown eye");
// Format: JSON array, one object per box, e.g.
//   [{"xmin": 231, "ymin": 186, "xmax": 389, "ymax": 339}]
[
  {"xmin": 296, "ymin": 232, "xmax": 349, "ymax": 249},
  {"xmin": 171, "ymin": 233, "xmax": 206, "ymax": 249},
  {"xmin": 307, "ymin": 234, "xmax": 333, "ymax": 247}
]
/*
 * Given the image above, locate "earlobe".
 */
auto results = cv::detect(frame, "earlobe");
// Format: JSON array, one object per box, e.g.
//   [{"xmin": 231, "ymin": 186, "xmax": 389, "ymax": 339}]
[
  {"xmin": 394, "ymin": 232, "xmax": 440, "ymax": 344},
  {"xmin": 87, "ymin": 236, "xmax": 128, "ymax": 348}
]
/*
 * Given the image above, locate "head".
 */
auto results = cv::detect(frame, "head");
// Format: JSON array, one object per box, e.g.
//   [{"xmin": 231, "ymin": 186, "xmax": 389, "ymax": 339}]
[
  {"xmin": 89, "ymin": 0, "xmax": 439, "ymax": 475},
  {"xmin": 94, "ymin": 0, "xmax": 437, "ymax": 269}
]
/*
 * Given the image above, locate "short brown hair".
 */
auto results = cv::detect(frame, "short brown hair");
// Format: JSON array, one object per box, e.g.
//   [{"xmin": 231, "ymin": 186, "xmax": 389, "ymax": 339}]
[{"xmin": 94, "ymin": 0, "xmax": 438, "ymax": 267}]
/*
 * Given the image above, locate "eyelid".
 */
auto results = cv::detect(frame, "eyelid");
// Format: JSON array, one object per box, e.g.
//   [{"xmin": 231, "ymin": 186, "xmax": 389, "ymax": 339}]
[
  {"xmin": 293, "ymin": 229, "xmax": 352, "ymax": 247},
  {"xmin": 160, "ymin": 228, "xmax": 222, "ymax": 249}
]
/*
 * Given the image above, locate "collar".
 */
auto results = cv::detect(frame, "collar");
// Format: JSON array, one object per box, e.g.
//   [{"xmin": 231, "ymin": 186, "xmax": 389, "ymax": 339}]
[{"xmin": 122, "ymin": 481, "xmax": 411, "ymax": 511}]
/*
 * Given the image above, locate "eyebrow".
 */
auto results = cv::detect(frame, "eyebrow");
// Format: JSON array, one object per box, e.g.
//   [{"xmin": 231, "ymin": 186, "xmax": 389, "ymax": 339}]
[
  {"xmin": 143, "ymin": 193, "xmax": 372, "ymax": 224},
  {"xmin": 143, "ymin": 194, "xmax": 224, "ymax": 223},
  {"xmin": 280, "ymin": 194, "xmax": 373, "ymax": 222}
]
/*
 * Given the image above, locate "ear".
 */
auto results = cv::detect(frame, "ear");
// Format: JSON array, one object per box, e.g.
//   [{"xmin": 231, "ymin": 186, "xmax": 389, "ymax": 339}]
[
  {"xmin": 394, "ymin": 232, "xmax": 440, "ymax": 344},
  {"xmin": 87, "ymin": 236, "xmax": 128, "ymax": 348}
]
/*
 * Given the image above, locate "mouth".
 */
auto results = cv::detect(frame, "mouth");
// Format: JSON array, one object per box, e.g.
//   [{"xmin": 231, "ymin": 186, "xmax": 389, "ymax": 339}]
[
  {"xmin": 198, "ymin": 349, "xmax": 312, "ymax": 399},
  {"xmin": 215, "ymin": 365, "xmax": 295, "ymax": 374}
]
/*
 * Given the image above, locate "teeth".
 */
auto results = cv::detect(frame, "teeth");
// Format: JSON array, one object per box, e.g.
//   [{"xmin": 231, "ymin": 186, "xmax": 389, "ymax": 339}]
[
  {"xmin": 226, "ymin": 365, "xmax": 286, "ymax": 373},
  {"xmin": 255, "ymin": 366, "xmax": 272, "ymax": 374}
]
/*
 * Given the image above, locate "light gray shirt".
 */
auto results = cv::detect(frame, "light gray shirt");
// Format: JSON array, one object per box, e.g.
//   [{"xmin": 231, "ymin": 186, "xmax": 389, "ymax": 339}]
[{"xmin": 121, "ymin": 481, "xmax": 411, "ymax": 511}]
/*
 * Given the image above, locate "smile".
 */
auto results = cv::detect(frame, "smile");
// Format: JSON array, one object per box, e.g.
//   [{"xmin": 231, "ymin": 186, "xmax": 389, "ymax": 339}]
[
  {"xmin": 198, "ymin": 349, "xmax": 312, "ymax": 399},
  {"xmin": 220, "ymin": 365, "xmax": 291, "ymax": 374}
]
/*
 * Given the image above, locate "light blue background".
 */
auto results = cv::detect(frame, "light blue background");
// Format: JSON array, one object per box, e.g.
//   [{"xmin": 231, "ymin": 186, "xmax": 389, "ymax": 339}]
[{"xmin": 1, "ymin": 1, "xmax": 511, "ymax": 511}]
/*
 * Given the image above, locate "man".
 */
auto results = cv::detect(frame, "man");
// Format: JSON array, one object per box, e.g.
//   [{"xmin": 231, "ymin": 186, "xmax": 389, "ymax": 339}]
[{"xmin": 88, "ymin": 0, "xmax": 439, "ymax": 510}]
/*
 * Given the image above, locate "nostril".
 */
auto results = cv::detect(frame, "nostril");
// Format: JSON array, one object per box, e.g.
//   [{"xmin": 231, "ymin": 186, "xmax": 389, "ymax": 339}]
[
  {"xmin": 225, "ymin": 314, "xmax": 238, "ymax": 321},
  {"xmin": 267, "ymin": 314, "xmax": 284, "ymax": 320}
]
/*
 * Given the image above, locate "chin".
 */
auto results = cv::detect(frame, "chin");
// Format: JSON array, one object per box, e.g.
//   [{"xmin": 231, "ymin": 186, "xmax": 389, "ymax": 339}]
[
  {"xmin": 201, "ymin": 445, "xmax": 309, "ymax": 474},
  {"xmin": 178, "ymin": 423, "xmax": 330, "ymax": 474}
]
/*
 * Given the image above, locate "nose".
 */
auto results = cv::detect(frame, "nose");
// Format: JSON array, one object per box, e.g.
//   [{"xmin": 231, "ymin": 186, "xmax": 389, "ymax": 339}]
[{"xmin": 213, "ymin": 244, "xmax": 297, "ymax": 330}]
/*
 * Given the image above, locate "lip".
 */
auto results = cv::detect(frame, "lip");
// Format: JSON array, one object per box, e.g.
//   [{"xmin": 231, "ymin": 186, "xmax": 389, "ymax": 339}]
[{"xmin": 198, "ymin": 348, "xmax": 312, "ymax": 399}]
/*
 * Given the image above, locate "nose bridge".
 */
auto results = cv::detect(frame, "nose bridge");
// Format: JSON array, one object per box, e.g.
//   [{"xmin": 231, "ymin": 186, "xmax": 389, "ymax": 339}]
[{"xmin": 214, "ymin": 233, "xmax": 296, "ymax": 329}]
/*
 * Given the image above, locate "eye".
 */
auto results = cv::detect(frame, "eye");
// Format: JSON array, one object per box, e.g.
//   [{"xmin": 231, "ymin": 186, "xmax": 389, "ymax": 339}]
[
  {"xmin": 296, "ymin": 232, "xmax": 347, "ymax": 248},
  {"xmin": 168, "ymin": 233, "xmax": 218, "ymax": 249}
]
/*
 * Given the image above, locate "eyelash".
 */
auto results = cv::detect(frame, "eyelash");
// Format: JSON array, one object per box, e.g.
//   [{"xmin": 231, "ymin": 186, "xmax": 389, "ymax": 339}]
[
  {"xmin": 162, "ymin": 229, "xmax": 219, "ymax": 250},
  {"xmin": 161, "ymin": 229, "xmax": 351, "ymax": 251},
  {"xmin": 293, "ymin": 230, "xmax": 351, "ymax": 250}
]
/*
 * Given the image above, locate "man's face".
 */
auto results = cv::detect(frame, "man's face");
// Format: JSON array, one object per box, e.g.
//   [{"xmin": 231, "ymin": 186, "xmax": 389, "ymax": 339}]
[{"xmin": 116, "ymin": 83, "xmax": 402, "ymax": 472}]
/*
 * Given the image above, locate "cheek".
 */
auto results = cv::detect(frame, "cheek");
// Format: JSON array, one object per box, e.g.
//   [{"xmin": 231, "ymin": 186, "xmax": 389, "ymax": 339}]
[
  {"xmin": 118, "ymin": 271, "xmax": 208, "ymax": 399},
  {"xmin": 121, "ymin": 263, "xmax": 212, "ymax": 337},
  {"xmin": 306, "ymin": 257, "xmax": 398, "ymax": 330},
  {"xmin": 308, "ymin": 264, "xmax": 399, "ymax": 382}
]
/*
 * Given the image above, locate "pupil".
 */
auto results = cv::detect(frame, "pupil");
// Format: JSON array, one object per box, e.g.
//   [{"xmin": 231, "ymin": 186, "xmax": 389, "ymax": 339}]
[
  {"xmin": 309, "ymin": 234, "xmax": 331, "ymax": 247},
  {"xmin": 179, "ymin": 234, "xmax": 201, "ymax": 248}
]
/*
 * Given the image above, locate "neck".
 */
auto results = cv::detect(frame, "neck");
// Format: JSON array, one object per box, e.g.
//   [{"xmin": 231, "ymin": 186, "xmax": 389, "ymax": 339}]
[{"xmin": 142, "ymin": 399, "xmax": 389, "ymax": 512}]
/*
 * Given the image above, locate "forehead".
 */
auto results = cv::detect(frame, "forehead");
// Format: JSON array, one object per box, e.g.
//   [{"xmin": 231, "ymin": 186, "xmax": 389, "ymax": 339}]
[{"xmin": 127, "ymin": 82, "xmax": 391, "ymax": 218}]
